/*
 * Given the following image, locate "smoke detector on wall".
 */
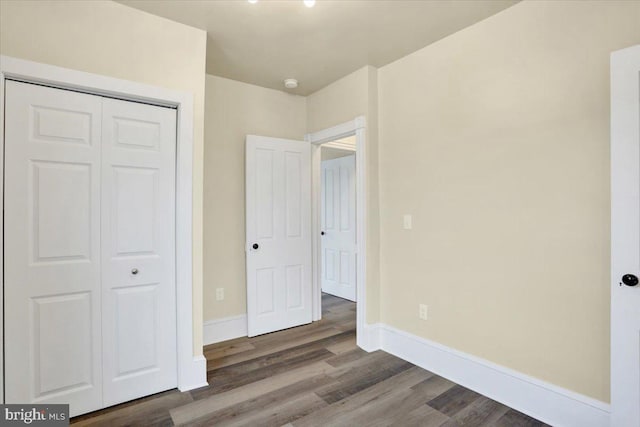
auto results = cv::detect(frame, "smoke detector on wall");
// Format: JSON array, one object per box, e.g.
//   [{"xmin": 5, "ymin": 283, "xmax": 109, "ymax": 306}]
[{"xmin": 284, "ymin": 79, "xmax": 298, "ymax": 89}]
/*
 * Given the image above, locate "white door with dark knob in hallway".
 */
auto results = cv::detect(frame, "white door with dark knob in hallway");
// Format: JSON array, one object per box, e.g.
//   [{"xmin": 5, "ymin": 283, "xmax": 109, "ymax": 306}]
[{"xmin": 321, "ymin": 154, "xmax": 356, "ymax": 302}]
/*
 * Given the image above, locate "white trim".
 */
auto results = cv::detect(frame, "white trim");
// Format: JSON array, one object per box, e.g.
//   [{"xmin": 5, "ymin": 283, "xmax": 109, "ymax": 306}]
[
  {"xmin": 0, "ymin": 55, "xmax": 206, "ymax": 398},
  {"xmin": 178, "ymin": 356, "xmax": 209, "ymax": 392},
  {"xmin": 378, "ymin": 323, "xmax": 610, "ymax": 427},
  {"xmin": 322, "ymin": 140, "xmax": 356, "ymax": 152},
  {"xmin": 0, "ymin": 58, "xmax": 5, "ymax": 405},
  {"xmin": 203, "ymin": 315, "xmax": 248, "ymax": 345},
  {"xmin": 305, "ymin": 117, "xmax": 369, "ymax": 350},
  {"xmin": 358, "ymin": 322, "xmax": 382, "ymax": 352},
  {"xmin": 306, "ymin": 118, "xmax": 364, "ymax": 145}
]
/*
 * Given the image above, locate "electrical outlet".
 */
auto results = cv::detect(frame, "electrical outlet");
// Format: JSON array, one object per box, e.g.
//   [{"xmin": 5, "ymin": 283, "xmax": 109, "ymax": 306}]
[
  {"xmin": 216, "ymin": 288, "xmax": 225, "ymax": 301},
  {"xmin": 419, "ymin": 304, "xmax": 428, "ymax": 320}
]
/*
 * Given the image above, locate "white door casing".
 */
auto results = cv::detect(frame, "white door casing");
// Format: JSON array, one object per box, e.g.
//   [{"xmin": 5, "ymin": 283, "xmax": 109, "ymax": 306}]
[
  {"xmin": 611, "ymin": 44, "xmax": 640, "ymax": 427},
  {"xmin": 246, "ymin": 135, "xmax": 312, "ymax": 337},
  {"xmin": 101, "ymin": 98, "xmax": 177, "ymax": 406},
  {"xmin": 4, "ymin": 80, "xmax": 178, "ymax": 416},
  {"xmin": 4, "ymin": 81, "xmax": 104, "ymax": 414},
  {"xmin": 306, "ymin": 117, "xmax": 371, "ymax": 350},
  {"xmin": 321, "ymin": 155, "xmax": 357, "ymax": 302}
]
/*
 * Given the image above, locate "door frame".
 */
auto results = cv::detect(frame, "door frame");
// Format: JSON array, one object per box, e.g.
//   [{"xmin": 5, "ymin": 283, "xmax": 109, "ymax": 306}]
[
  {"xmin": 610, "ymin": 44, "xmax": 640, "ymax": 426},
  {"xmin": 305, "ymin": 117, "xmax": 368, "ymax": 349},
  {"xmin": 0, "ymin": 55, "xmax": 207, "ymax": 402}
]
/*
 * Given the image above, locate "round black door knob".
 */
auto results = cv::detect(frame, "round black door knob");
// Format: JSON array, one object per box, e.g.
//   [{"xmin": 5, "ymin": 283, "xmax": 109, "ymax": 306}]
[
  {"xmin": 252, "ymin": 243, "xmax": 259, "ymax": 250},
  {"xmin": 622, "ymin": 274, "xmax": 639, "ymax": 287},
  {"xmin": 321, "ymin": 231, "xmax": 325, "ymax": 236}
]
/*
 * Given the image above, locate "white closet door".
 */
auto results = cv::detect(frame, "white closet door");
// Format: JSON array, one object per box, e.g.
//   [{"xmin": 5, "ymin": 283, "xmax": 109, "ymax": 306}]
[
  {"xmin": 246, "ymin": 135, "xmax": 312, "ymax": 337},
  {"xmin": 4, "ymin": 81, "xmax": 103, "ymax": 415},
  {"xmin": 101, "ymin": 98, "xmax": 177, "ymax": 406},
  {"xmin": 321, "ymin": 155, "xmax": 356, "ymax": 302}
]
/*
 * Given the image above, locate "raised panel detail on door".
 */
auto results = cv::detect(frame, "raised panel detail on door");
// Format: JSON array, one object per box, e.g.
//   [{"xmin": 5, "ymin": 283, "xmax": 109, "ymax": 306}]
[
  {"xmin": 256, "ymin": 149, "xmax": 275, "ymax": 240},
  {"xmin": 101, "ymin": 97, "xmax": 177, "ymax": 407},
  {"xmin": 339, "ymin": 166, "xmax": 351, "ymax": 231},
  {"xmin": 4, "ymin": 80, "xmax": 103, "ymax": 416},
  {"xmin": 286, "ymin": 265, "xmax": 303, "ymax": 309},
  {"xmin": 321, "ymin": 154, "xmax": 356, "ymax": 302},
  {"xmin": 31, "ymin": 161, "xmax": 92, "ymax": 263},
  {"xmin": 325, "ymin": 249, "xmax": 336, "ymax": 281},
  {"xmin": 246, "ymin": 135, "xmax": 312, "ymax": 337},
  {"xmin": 339, "ymin": 252, "xmax": 350, "ymax": 285},
  {"xmin": 31, "ymin": 106, "xmax": 92, "ymax": 145},
  {"xmin": 32, "ymin": 292, "xmax": 93, "ymax": 398},
  {"xmin": 113, "ymin": 117, "xmax": 161, "ymax": 150},
  {"xmin": 256, "ymin": 268, "xmax": 276, "ymax": 315},
  {"xmin": 324, "ymin": 169, "xmax": 335, "ymax": 231},
  {"xmin": 285, "ymin": 152, "xmax": 302, "ymax": 238},
  {"xmin": 113, "ymin": 284, "xmax": 159, "ymax": 377},
  {"xmin": 113, "ymin": 166, "xmax": 158, "ymax": 256}
]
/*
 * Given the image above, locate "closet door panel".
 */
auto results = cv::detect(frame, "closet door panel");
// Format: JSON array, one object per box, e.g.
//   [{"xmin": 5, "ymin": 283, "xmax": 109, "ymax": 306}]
[
  {"xmin": 4, "ymin": 81, "xmax": 103, "ymax": 416},
  {"xmin": 101, "ymin": 97, "xmax": 177, "ymax": 406}
]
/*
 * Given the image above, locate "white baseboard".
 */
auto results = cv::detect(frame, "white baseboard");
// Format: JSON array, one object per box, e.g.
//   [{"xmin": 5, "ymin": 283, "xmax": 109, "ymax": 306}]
[
  {"xmin": 177, "ymin": 355, "xmax": 208, "ymax": 391},
  {"xmin": 203, "ymin": 314, "xmax": 248, "ymax": 345},
  {"xmin": 375, "ymin": 324, "xmax": 609, "ymax": 427},
  {"xmin": 357, "ymin": 322, "xmax": 382, "ymax": 352}
]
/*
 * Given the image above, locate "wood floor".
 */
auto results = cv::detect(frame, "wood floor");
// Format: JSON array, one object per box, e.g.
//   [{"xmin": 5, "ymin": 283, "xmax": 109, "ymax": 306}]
[{"xmin": 72, "ymin": 294, "xmax": 548, "ymax": 426}]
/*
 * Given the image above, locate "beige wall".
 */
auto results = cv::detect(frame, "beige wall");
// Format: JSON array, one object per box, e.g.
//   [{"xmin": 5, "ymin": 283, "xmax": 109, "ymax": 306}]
[
  {"xmin": 378, "ymin": 0, "xmax": 640, "ymax": 402},
  {"xmin": 0, "ymin": 0, "xmax": 207, "ymax": 355},
  {"xmin": 307, "ymin": 66, "xmax": 381, "ymax": 323},
  {"xmin": 203, "ymin": 75, "xmax": 306, "ymax": 320},
  {"xmin": 321, "ymin": 147, "xmax": 355, "ymax": 161}
]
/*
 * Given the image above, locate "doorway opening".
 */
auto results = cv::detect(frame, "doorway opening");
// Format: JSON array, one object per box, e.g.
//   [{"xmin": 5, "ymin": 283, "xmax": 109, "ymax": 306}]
[
  {"xmin": 306, "ymin": 117, "xmax": 369, "ymax": 350},
  {"xmin": 319, "ymin": 137, "xmax": 357, "ymax": 303}
]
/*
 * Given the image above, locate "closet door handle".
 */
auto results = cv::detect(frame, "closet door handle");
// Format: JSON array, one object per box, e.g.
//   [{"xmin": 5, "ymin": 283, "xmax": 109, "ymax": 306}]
[{"xmin": 131, "ymin": 268, "xmax": 139, "ymax": 275}]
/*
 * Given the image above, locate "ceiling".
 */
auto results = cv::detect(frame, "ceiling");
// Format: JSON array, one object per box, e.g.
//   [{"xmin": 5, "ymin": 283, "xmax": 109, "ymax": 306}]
[{"xmin": 118, "ymin": 0, "xmax": 518, "ymax": 95}]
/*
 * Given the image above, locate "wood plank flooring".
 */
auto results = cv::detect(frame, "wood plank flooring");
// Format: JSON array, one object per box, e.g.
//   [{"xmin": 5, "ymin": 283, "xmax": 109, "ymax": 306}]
[{"xmin": 72, "ymin": 294, "xmax": 549, "ymax": 426}]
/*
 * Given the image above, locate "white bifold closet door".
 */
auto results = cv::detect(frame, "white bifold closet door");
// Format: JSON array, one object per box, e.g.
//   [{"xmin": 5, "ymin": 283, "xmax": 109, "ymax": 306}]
[{"xmin": 4, "ymin": 80, "xmax": 177, "ymax": 416}]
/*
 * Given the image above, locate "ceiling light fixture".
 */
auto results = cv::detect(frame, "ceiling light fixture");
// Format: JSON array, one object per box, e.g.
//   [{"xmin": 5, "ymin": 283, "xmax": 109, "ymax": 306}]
[
  {"xmin": 248, "ymin": 0, "xmax": 258, "ymax": 3},
  {"xmin": 284, "ymin": 79, "xmax": 298, "ymax": 89}
]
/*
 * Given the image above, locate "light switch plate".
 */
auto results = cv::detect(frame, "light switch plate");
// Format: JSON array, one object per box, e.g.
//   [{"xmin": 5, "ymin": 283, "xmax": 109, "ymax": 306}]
[{"xmin": 403, "ymin": 214, "xmax": 412, "ymax": 230}]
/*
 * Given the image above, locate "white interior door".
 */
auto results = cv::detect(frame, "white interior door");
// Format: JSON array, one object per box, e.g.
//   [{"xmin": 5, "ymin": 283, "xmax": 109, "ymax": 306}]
[
  {"xmin": 246, "ymin": 135, "xmax": 312, "ymax": 337},
  {"xmin": 4, "ymin": 80, "xmax": 178, "ymax": 416},
  {"xmin": 611, "ymin": 44, "xmax": 640, "ymax": 427},
  {"xmin": 101, "ymin": 98, "xmax": 177, "ymax": 407},
  {"xmin": 4, "ymin": 81, "xmax": 103, "ymax": 415},
  {"xmin": 321, "ymin": 155, "xmax": 356, "ymax": 302}
]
